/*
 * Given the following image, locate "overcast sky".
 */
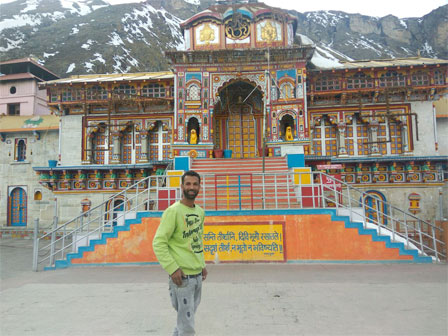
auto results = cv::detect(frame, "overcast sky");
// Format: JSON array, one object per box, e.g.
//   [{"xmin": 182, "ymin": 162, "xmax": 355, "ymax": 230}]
[{"xmin": 0, "ymin": 0, "xmax": 446, "ymax": 18}]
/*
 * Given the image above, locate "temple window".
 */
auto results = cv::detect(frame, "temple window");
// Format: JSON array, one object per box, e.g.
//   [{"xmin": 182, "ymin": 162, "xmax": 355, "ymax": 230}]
[
  {"xmin": 149, "ymin": 121, "xmax": 172, "ymax": 161},
  {"xmin": 389, "ymin": 122, "xmax": 403, "ymax": 154},
  {"xmin": 345, "ymin": 123, "xmax": 355, "ymax": 156},
  {"xmin": 315, "ymin": 76, "xmax": 341, "ymax": 91},
  {"xmin": 347, "ymin": 72, "xmax": 373, "ymax": 89},
  {"xmin": 61, "ymin": 89, "xmax": 82, "ymax": 102},
  {"xmin": 356, "ymin": 120, "xmax": 369, "ymax": 156},
  {"xmin": 411, "ymin": 71, "xmax": 429, "ymax": 86},
  {"xmin": 142, "ymin": 83, "xmax": 166, "ymax": 98},
  {"xmin": 186, "ymin": 83, "xmax": 201, "ymax": 101},
  {"xmin": 114, "ymin": 84, "xmax": 136, "ymax": 97},
  {"xmin": 50, "ymin": 92, "xmax": 59, "ymax": 102},
  {"xmin": 121, "ymin": 127, "xmax": 134, "ymax": 164},
  {"xmin": 434, "ymin": 70, "xmax": 445, "ymax": 85},
  {"xmin": 15, "ymin": 139, "xmax": 26, "ymax": 161},
  {"xmin": 379, "ymin": 71, "xmax": 405, "ymax": 87},
  {"xmin": 86, "ymin": 85, "xmax": 108, "ymax": 100},
  {"xmin": 93, "ymin": 127, "xmax": 107, "ymax": 164},
  {"xmin": 324, "ymin": 120, "xmax": 338, "ymax": 156}
]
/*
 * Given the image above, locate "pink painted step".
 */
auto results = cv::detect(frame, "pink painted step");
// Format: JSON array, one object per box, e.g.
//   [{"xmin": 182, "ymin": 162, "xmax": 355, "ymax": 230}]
[{"xmin": 191, "ymin": 157, "xmax": 300, "ymax": 210}]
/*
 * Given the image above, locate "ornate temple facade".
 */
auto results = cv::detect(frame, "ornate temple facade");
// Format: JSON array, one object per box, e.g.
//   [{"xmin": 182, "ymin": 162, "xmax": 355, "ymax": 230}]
[{"xmin": 33, "ymin": 2, "xmax": 447, "ymax": 224}]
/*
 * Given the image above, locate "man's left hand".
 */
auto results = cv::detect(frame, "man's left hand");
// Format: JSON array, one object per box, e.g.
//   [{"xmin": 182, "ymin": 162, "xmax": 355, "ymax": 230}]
[{"xmin": 202, "ymin": 267, "xmax": 208, "ymax": 281}]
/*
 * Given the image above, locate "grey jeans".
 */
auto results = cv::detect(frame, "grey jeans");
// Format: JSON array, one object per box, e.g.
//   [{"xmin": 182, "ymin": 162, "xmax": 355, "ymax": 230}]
[{"xmin": 169, "ymin": 275, "xmax": 202, "ymax": 336}]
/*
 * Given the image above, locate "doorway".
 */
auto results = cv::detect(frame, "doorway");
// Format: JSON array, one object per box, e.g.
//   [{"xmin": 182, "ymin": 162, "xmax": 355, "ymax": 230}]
[
  {"xmin": 8, "ymin": 187, "xmax": 27, "ymax": 226},
  {"xmin": 214, "ymin": 80, "xmax": 263, "ymax": 158}
]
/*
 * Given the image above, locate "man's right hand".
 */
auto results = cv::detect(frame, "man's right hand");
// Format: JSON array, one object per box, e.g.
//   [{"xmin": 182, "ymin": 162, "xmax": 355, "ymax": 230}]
[{"xmin": 170, "ymin": 268, "xmax": 185, "ymax": 286}]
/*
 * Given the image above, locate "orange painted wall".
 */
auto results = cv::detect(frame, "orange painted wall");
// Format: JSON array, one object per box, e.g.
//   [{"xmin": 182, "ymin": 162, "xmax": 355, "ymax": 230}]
[{"xmin": 71, "ymin": 213, "xmax": 413, "ymax": 265}]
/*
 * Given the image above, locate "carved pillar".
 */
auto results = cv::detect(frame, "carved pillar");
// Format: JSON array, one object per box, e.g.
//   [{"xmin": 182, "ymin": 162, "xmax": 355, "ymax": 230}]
[
  {"xmin": 369, "ymin": 120, "xmax": 380, "ymax": 156},
  {"xmin": 139, "ymin": 130, "xmax": 149, "ymax": 163},
  {"xmin": 337, "ymin": 123, "xmax": 348, "ymax": 156},
  {"xmin": 84, "ymin": 131, "xmax": 94, "ymax": 164},
  {"xmin": 110, "ymin": 130, "xmax": 122, "ymax": 164},
  {"xmin": 309, "ymin": 127, "xmax": 315, "ymax": 155},
  {"xmin": 402, "ymin": 123, "xmax": 409, "ymax": 153}
]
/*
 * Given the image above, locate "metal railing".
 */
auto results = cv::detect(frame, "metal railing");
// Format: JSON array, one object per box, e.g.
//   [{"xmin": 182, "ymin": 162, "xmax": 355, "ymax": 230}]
[{"xmin": 33, "ymin": 171, "xmax": 446, "ymax": 270}]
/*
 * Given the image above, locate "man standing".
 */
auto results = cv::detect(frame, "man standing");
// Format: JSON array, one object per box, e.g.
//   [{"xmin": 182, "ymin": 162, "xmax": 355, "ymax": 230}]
[{"xmin": 153, "ymin": 170, "xmax": 207, "ymax": 336}]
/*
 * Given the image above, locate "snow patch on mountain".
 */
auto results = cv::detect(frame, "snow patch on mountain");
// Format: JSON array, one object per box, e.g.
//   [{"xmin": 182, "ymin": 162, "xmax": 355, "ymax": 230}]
[
  {"xmin": 67, "ymin": 63, "xmax": 76, "ymax": 73},
  {"xmin": 305, "ymin": 11, "xmax": 348, "ymax": 27},
  {"xmin": 81, "ymin": 39, "xmax": 95, "ymax": 49},
  {"xmin": 59, "ymin": 0, "xmax": 93, "ymax": 16},
  {"xmin": 157, "ymin": 8, "xmax": 184, "ymax": 50},
  {"xmin": 311, "ymin": 46, "xmax": 343, "ymax": 68},
  {"xmin": 0, "ymin": 36, "xmax": 24, "ymax": 52},
  {"xmin": 92, "ymin": 53, "xmax": 106, "ymax": 64},
  {"xmin": 0, "ymin": 15, "xmax": 42, "ymax": 33},
  {"xmin": 43, "ymin": 51, "xmax": 59, "ymax": 58},
  {"xmin": 70, "ymin": 27, "xmax": 79, "ymax": 35},
  {"xmin": 108, "ymin": 32, "xmax": 124, "ymax": 46},
  {"xmin": 183, "ymin": 0, "xmax": 200, "ymax": 5},
  {"xmin": 21, "ymin": 0, "xmax": 41, "ymax": 13}
]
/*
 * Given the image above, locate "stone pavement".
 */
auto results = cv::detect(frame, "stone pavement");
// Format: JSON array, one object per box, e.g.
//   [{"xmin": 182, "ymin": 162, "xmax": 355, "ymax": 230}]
[{"xmin": 0, "ymin": 238, "xmax": 447, "ymax": 336}]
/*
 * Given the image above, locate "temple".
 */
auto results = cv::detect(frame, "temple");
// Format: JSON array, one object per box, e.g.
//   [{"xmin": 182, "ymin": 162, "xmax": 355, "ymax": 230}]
[{"xmin": 11, "ymin": 1, "xmax": 442, "ymax": 234}]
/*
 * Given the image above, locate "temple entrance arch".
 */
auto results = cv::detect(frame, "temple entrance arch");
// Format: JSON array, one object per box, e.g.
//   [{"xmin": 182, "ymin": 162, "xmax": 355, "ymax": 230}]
[{"xmin": 214, "ymin": 80, "xmax": 264, "ymax": 158}]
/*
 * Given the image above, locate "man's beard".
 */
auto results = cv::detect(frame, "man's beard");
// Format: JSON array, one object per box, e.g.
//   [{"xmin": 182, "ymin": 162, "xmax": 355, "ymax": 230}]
[{"xmin": 183, "ymin": 188, "xmax": 199, "ymax": 200}]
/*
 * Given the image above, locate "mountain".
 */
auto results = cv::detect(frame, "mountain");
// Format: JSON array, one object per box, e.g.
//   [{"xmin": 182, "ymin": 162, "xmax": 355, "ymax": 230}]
[{"xmin": 1, "ymin": 0, "xmax": 447, "ymax": 76}]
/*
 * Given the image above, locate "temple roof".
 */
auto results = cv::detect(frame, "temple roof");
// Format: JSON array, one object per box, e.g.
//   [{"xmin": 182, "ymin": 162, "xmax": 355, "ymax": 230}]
[
  {"xmin": 39, "ymin": 71, "xmax": 173, "ymax": 87},
  {"xmin": 311, "ymin": 57, "xmax": 448, "ymax": 71},
  {"xmin": 181, "ymin": 1, "xmax": 297, "ymax": 33}
]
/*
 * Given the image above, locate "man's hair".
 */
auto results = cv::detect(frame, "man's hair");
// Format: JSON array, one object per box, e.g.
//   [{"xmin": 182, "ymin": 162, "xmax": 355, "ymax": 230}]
[{"xmin": 181, "ymin": 170, "xmax": 201, "ymax": 184}]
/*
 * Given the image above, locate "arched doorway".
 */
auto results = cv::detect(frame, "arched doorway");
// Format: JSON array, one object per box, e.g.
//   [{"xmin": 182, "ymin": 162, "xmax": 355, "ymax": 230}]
[
  {"xmin": 105, "ymin": 197, "xmax": 128, "ymax": 226},
  {"xmin": 8, "ymin": 187, "xmax": 27, "ymax": 226},
  {"xmin": 214, "ymin": 81, "xmax": 263, "ymax": 158},
  {"xmin": 361, "ymin": 191, "xmax": 388, "ymax": 225}
]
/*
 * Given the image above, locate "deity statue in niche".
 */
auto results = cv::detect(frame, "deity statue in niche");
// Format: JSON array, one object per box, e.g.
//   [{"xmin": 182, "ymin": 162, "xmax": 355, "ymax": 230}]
[
  {"xmin": 261, "ymin": 20, "xmax": 277, "ymax": 42},
  {"xmin": 285, "ymin": 126, "xmax": 294, "ymax": 141},
  {"xmin": 200, "ymin": 23, "xmax": 215, "ymax": 43},
  {"xmin": 190, "ymin": 129, "xmax": 198, "ymax": 144}
]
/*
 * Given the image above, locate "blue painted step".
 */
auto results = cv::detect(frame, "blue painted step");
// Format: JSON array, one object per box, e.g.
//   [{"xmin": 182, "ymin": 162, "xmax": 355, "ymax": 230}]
[{"xmin": 332, "ymin": 214, "xmax": 433, "ymax": 263}]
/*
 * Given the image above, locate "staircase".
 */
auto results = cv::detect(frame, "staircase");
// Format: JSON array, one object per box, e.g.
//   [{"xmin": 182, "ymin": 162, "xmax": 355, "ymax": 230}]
[
  {"xmin": 32, "ymin": 168, "xmax": 446, "ymax": 271},
  {"xmin": 192, "ymin": 157, "xmax": 299, "ymax": 210}
]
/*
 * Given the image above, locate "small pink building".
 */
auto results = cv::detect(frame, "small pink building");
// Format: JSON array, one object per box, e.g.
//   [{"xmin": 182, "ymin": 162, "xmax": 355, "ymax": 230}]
[{"xmin": 0, "ymin": 58, "xmax": 59, "ymax": 116}]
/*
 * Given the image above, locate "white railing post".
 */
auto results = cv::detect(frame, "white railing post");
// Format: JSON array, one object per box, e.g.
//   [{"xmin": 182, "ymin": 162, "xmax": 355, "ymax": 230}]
[
  {"xmin": 403, "ymin": 212, "xmax": 410, "ymax": 249},
  {"xmin": 49, "ymin": 212, "xmax": 57, "ymax": 267},
  {"xmin": 262, "ymin": 173, "xmax": 266, "ymax": 209},
  {"xmin": 431, "ymin": 223, "xmax": 438, "ymax": 262},
  {"xmin": 417, "ymin": 220, "xmax": 424, "ymax": 256},
  {"xmin": 32, "ymin": 218, "xmax": 39, "ymax": 272}
]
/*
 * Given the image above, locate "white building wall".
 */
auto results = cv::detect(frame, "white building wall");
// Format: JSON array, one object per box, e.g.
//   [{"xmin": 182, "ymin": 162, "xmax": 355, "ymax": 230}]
[
  {"xmin": 0, "ymin": 130, "xmax": 59, "ymax": 228},
  {"xmin": 60, "ymin": 115, "xmax": 83, "ymax": 166},
  {"xmin": 410, "ymin": 101, "xmax": 439, "ymax": 156},
  {"xmin": 436, "ymin": 118, "xmax": 448, "ymax": 156}
]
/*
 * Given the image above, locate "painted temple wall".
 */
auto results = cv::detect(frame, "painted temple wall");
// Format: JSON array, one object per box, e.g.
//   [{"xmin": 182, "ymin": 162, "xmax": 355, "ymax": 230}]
[
  {"xmin": 0, "ymin": 130, "xmax": 59, "ymax": 228},
  {"xmin": 60, "ymin": 115, "xmax": 83, "ymax": 166}
]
